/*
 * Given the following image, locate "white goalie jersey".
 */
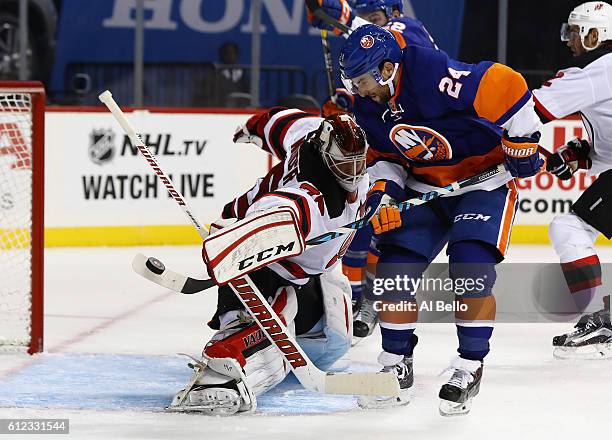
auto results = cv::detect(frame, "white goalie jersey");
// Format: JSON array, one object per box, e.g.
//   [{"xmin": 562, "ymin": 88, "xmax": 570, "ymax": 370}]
[
  {"xmin": 532, "ymin": 48, "xmax": 612, "ymax": 174},
  {"xmin": 222, "ymin": 108, "xmax": 369, "ymax": 285}
]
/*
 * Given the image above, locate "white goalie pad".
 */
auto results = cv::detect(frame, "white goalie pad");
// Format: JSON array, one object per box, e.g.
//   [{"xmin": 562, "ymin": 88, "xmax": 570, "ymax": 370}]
[{"xmin": 202, "ymin": 207, "xmax": 305, "ymax": 284}]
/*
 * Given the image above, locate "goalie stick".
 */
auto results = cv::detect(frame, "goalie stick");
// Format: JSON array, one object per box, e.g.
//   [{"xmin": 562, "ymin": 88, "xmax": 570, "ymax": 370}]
[
  {"xmin": 98, "ymin": 90, "xmax": 209, "ymax": 240},
  {"xmin": 100, "ymin": 90, "xmax": 399, "ymax": 398},
  {"xmin": 132, "ymin": 258, "xmax": 398, "ymax": 397},
  {"xmin": 131, "ymin": 163, "xmax": 515, "ymax": 294}
]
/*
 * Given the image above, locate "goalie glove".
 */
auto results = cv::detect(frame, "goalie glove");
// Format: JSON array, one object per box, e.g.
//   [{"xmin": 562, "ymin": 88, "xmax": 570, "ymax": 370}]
[
  {"xmin": 233, "ymin": 107, "xmax": 289, "ymax": 148},
  {"xmin": 366, "ymin": 180, "xmax": 406, "ymax": 234},
  {"xmin": 501, "ymin": 130, "xmax": 544, "ymax": 178},
  {"xmin": 546, "ymin": 138, "xmax": 592, "ymax": 180},
  {"xmin": 233, "ymin": 123, "xmax": 263, "ymax": 148},
  {"xmin": 307, "ymin": 0, "xmax": 355, "ymax": 35}
]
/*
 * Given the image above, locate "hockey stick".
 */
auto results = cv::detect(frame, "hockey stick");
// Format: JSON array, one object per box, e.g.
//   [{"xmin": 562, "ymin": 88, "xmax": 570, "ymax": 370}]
[
  {"xmin": 98, "ymin": 90, "xmax": 209, "ymax": 240},
  {"xmin": 132, "ymin": 254, "xmax": 214, "ymax": 294},
  {"xmin": 131, "ymin": 163, "xmax": 509, "ymax": 294},
  {"xmin": 134, "ymin": 251, "xmax": 398, "ymax": 396},
  {"xmin": 100, "ymin": 91, "xmax": 399, "ymax": 397},
  {"xmin": 320, "ymin": 29, "xmax": 336, "ymax": 98},
  {"xmin": 306, "ymin": 0, "xmax": 352, "ymax": 35},
  {"xmin": 307, "ymin": 163, "xmax": 508, "ymax": 245}
]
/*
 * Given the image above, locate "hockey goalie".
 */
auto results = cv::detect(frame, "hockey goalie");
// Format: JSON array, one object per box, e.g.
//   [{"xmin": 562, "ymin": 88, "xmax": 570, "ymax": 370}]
[{"xmin": 168, "ymin": 108, "xmax": 370, "ymax": 414}]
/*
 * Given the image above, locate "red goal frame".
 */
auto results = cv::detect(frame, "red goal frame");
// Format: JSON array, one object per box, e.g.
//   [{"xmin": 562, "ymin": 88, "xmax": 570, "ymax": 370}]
[{"xmin": 0, "ymin": 81, "xmax": 45, "ymax": 354}]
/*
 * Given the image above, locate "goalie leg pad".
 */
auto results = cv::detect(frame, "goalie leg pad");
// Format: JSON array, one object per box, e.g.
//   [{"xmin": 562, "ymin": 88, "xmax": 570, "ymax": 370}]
[
  {"xmin": 202, "ymin": 207, "xmax": 305, "ymax": 284},
  {"xmin": 297, "ymin": 265, "xmax": 353, "ymax": 370},
  {"xmin": 171, "ymin": 285, "xmax": 299, "ymax": 414}
]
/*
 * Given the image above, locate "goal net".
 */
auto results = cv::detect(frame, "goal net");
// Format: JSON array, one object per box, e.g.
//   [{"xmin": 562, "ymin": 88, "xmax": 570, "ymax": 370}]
[{"xmin": 0, "ymin": 82, "xmax": 44, "ymax": 354}]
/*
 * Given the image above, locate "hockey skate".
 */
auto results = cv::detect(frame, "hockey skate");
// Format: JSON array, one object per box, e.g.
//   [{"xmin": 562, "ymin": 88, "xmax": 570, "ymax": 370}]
[
  {"xmin": 553, "ymin": 309, "xmax": 612, "ymax": 359},
  {"xmin": 167, "ymin": 355, "xmax": 256, "ymax": 415},
  {"xmin": 358, "ymin": 351, "xmax": 413, "ymax": 409},
  {"xmin": 438, "ymin": 357, "xmax": 483, "ymax": 417},
  {"xmin": 352, "ymin": 295, "xmax": 362, "ymax": 320},
  {"xmin": 352, "ymin": 296, "xmax": 378, "ymax": 346}
]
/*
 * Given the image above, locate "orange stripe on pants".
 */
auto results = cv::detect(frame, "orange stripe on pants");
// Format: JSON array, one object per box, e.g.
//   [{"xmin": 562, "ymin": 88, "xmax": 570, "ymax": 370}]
[
  {"xmin": 497, "ymin": 180, "xmax": 518, "ymax": 257},
  {"xmin": 455, "ymin": 296, "xmax": 496, "ymax": 322}
]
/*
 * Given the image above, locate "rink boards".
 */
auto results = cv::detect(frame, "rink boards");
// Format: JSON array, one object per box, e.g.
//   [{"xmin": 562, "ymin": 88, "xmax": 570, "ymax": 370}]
[{"xmin": 39, "ymin": 108, "xmax": 608, "ymax": 246}]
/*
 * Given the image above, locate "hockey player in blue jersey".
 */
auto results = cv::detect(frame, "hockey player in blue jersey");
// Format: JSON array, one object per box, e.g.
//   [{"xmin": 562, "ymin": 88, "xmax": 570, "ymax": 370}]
[
  {"xmin": 338, "ymin": 24, "xmax": 545, "ymax": 415},
  {"xmin": 311, "ymin": 0, "xmax": 440, "ymax": 343}
]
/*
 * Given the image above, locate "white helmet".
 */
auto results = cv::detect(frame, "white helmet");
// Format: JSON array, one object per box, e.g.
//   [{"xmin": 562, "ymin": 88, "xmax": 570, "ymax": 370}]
[{"xmin": 561, "ymin": 2, "xmax": 612, "ymax": 50}]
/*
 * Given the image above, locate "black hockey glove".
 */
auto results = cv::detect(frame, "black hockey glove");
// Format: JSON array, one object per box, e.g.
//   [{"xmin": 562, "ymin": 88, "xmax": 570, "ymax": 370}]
[{"xmin": 546, "ymin": 138, "xmax": 592, "ymax": 180}]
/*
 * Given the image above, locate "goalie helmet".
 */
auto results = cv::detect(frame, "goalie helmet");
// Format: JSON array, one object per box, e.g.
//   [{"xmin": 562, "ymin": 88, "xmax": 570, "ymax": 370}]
[
  {"xmin": 339, "ymin": 24, "xmax": 402, "ymax": 96},
  {"xmin": 312, "ymin": 114, "xmax": 368, "ymax": 192},
  {"xmin": 561, "ymin": 2, "xmax": 612, "ymax": 49}
]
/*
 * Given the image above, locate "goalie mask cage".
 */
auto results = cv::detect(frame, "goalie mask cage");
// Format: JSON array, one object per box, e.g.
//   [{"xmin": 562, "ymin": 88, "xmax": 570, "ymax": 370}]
[{"xmin": 0, "ymin": 81, "xmax": 44, "ymax": 354}]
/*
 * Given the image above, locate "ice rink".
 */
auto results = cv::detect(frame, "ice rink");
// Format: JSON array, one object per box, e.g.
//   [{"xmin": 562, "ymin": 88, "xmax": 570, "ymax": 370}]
[{"xmin": 1, "ymin": 244, "xmax": 611, "ymax": 439}]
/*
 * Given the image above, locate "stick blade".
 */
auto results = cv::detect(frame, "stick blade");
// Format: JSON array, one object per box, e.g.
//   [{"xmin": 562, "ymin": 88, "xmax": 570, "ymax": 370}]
[
  {"xmin": 132, "ymin": 253, "xmax": 188, "ymax": 292},
  {"xmin": 324, "ymin": 371, "xmax": 400, "ymax": 396}
]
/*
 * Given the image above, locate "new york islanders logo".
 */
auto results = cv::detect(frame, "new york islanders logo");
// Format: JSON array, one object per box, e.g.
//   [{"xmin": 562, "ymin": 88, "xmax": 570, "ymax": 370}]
[
  {"xmin": 360, "ymin": 35, "xmax": 375, "ymax": 49},
  {"xmin": 390, "ymin": 124, "xmax": 452, "ymax": 162}
]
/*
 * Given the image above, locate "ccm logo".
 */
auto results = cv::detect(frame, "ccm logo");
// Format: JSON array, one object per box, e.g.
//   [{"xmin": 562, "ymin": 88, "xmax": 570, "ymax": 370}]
[
  {"xmin": 454, "ymin": 213, "xmax": 491, "ymax": 222},
  {"xmin": 238, "ymin": 242, "xmax": 296, "ymax": 270}
]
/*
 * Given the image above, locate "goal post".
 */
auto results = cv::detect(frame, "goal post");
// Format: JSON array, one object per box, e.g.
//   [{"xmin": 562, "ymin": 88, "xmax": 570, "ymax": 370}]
[{"xmin": 0, "ymin": 81, "xmax": 45, "ymax": 354}]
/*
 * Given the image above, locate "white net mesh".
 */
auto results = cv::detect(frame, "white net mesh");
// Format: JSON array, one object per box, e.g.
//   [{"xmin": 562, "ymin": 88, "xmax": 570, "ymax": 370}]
[{"xmin": 0, "ymin": 92, "xmax": 34, "ymax": 351}]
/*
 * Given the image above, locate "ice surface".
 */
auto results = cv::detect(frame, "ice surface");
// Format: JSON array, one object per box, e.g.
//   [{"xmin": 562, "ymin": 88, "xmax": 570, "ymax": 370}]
[{"xmin": 1, "ymin": 245, "xmax": 611, "ymax": 440}]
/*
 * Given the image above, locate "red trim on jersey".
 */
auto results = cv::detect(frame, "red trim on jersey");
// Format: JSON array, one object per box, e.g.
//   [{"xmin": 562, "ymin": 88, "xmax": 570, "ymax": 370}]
[
  {"xmin": 263, "ymin": 192, "xmax": 311, "ymax": 237},
  {"xmin": 278, "ymin": 259, "xmax": 309, "ymax": 280},
  {"xmin": 235, "ymin": 192, "xmax": 251, "ymax": 218},
  {"xmin": 533, "ymin": 95, "xmax": 557, "ymax": 122},
  {"xmin": 343, "ymin": 295, "xmax": 349, "ymax": 333},
  {"xmin": 273, "ymin": 191, "xmax": 312, "ymax": 237}
]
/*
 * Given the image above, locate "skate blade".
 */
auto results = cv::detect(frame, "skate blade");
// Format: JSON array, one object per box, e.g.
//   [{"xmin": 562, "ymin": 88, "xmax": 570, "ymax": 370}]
[
  {"xmin": 357, "ymin": 390, "xmax": 411, "ymax": 409},
  {"xmin": 553, "ymin": 343, "xmax": 612, "ymax": 360},
  {"xmin": 351, "ymin": 336, "xmax": 364, "ymax": 347},
  {"xmin": 166, "ymin": 389, "xmax": 241, "ymax": 415},
  {"xmin": 439, "ymin": 398, "xmax": 473, "ymax": 417}
]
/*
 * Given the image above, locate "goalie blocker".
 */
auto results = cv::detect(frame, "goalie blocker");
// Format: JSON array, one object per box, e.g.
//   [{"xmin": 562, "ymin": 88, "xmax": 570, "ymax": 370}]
[{"xmin": 202, "ymin": 207, "xmax": 305, "ymax": 285}]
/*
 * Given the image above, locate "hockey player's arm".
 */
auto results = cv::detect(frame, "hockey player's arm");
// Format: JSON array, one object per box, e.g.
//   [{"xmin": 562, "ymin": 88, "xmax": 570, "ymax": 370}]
[
  {"xmin": 365, "ymin": 148, "xmax": 408, "ymax": 234},
  {"xmin": 234, "ymin": 107, "xmax": 322, "ymax": 160},
  {"xmin": 532, "ymin": 63, "xmax": 611, "ymax": 123},
  {"xmin": 428, "ymin": 52, "xmax": 543, "ymax": 177},
  {"xmin": 470, "ymin": 63, "xmax": 544, "ymax": 177}
]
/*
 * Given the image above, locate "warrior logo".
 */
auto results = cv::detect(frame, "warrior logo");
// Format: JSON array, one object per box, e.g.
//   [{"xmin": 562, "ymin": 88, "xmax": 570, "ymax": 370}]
[
  {"xmin": 390, "ymin": 124, "xmax": 452, "ymax": 162},
  {"xmin": 360, "ymin": 35, "xmax": 375, "ymax": 49},
  {"xmin": 89, "ymin": 129, "xmax": 115, "ymax": 165}
]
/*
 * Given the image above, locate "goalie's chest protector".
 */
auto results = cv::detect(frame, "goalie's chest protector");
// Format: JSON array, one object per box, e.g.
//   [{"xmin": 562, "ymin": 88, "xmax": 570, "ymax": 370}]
[{"xmin": 266, "ymin": 142, "xmax": 368, "ymax": 284}]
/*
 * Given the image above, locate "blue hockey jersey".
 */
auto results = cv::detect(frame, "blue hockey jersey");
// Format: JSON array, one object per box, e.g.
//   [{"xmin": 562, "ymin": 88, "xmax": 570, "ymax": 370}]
[{"xmin": 354, "ymin": 44, "xmax": 542, "ymax": 193}]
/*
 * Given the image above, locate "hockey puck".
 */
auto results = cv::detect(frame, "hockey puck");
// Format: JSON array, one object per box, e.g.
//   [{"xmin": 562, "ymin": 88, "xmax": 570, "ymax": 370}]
[{"xmin": 146, "ymin": 257, "xmax": 165, "ymax": 275}]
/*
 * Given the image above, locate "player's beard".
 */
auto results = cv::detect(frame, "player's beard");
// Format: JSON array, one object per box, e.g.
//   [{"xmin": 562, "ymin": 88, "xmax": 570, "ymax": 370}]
[{"xmin": 370, "ymin": 85, "xmax": 391, "ymax": 104}]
